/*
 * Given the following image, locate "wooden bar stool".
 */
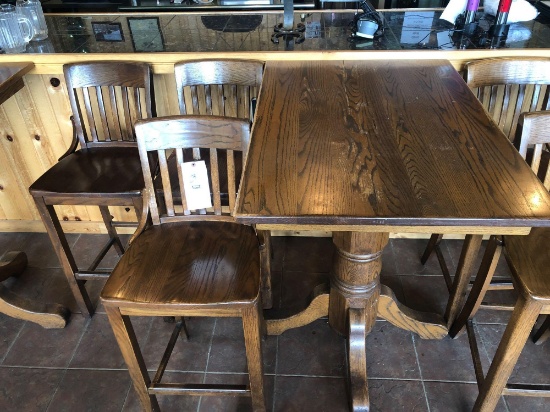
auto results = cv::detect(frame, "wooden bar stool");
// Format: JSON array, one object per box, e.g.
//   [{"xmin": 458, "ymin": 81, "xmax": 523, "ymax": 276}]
[
  {"xmin": 101, "ymin": 115, "xmax": 265, "ymax": 411},
  {"xmin": 29, "ymin": 62, "xmax": 154, "ymax": 317},
  {"xmin": 445, "ymin": 111, "xmax": 550, "ymax": 411},
  {"xmin": 421, "ymin": 57, "xmax": 550, "ymax": 328},
  {"xmin": 173, "ymin": 59, "xmax": 273, "ymax": 309}
]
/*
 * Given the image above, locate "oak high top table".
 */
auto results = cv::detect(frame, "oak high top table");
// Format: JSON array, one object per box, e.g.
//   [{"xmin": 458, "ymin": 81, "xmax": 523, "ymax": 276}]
[{"xmin": 234, "ymin": 59, "xmax": 550, "ymax": 411}]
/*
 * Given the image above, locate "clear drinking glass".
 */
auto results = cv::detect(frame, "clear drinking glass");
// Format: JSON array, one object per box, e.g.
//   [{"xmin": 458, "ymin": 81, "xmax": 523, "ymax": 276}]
[
  {"xmin": 0, "ymin": 4, "xmax": 33, "ymax": 53},
  {"xmin": 16, "ymin": 0, "xmax": 47, "ymax": 41}
]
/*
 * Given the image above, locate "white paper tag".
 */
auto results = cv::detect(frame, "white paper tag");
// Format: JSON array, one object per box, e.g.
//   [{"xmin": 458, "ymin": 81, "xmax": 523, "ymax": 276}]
[{"xmin": 181, "ymin": 161, "xmax": 212, "ymax": 211}]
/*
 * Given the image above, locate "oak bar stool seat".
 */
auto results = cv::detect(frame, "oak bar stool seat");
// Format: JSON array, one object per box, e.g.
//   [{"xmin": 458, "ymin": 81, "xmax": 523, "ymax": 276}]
[
  {"xmin": 173, "ymin": 59, "xmax": 273, "ymax": 309},
  {"xmin": 101, "ymin": 115, "xmax": 265, "ymax": 412},
  {"xmin": 30, "ymin": 61, "xmax": 154, "ymax": 318}
]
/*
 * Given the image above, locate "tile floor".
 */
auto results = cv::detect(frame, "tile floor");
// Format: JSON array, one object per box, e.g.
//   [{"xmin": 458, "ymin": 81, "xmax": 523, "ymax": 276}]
[{"xmin": 0, "ymin": 232, "xmax": 548, "ymax": 412}]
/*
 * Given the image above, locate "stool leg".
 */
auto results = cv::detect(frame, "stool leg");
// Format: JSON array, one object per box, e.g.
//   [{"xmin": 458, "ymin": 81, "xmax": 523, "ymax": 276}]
[
  {"xmin": 33, "ymin": 196, "xmax": 94, "ymax": 317},
  {"xmin": 257, "ymin": 230, "xmax": 273, "ymax": 309},
  {"xmin": 421, "ymin": 233, "xmax": 442, "ymax": 264},
  {"xmin": 99, "ymin": 206, "xmax": 125, "ymax": 256},
  {"xmin": 242, "ymin": 303, "xmax": 266, "ymax": 412},
  {"xmin": 473, "ymin": 295, "xmax": 542, "ymax": 412},
  {"xmin": 104, "ymin": 305, "xmax": 159, "ymax": 412}
]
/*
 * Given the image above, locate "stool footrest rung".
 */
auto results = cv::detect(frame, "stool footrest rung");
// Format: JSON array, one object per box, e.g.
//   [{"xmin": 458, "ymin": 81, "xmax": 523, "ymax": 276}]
[
  {"xmin": 112, "ymin": 221, "xmax": 139, "ymax": 228},
  {"xmin": 148, "ymin": 383, "xmax": 250, "ymax": 397},
  {"xmin": 87, "ymin": 237, "xmax": 117, "ymax": 272},
  {"xmin": 504, "ymin": 383, "xmax": 550, "ymax": 397},
  {"xmin": 75, "ymin": 271, "xmax": 111, "ymax": 280}
]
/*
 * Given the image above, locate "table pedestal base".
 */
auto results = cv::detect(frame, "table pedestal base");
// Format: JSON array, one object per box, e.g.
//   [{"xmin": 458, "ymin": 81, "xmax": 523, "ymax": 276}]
[
  {"xmin": 264, "ymin": 231, "xmax": 448, "ymax": 411},
  {"xmin": 0, "ymin": 251, "xmax": 69, "ymax": 329}
]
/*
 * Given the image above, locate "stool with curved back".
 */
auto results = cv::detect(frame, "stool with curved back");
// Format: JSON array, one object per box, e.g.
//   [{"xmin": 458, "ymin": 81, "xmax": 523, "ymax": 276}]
[
  {"xmin": 173, "ymin": 59, "xmax": 273, "ymax": 309},
  {"xmin": 444, "ymin": 111, "xmax": 550, "ymax": 411},
  {"xmin": 30, "ymin": 61, "xmax": 154, "ymax": 317},
  {"xmin": 420, "ymin": 57, "xmax": 550, "ymax": 330},
  {"xmin": 101, "ymin": 115, "xmax": 265, "ymax": 411}
]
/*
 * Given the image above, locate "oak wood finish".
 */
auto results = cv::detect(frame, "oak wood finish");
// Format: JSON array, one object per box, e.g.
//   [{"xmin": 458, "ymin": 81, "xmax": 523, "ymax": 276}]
[
  {"xmin": 0, "ymin": 62, "xmax": 34, "ymax": 105},
  {"xmin": 421, "ymin": 57, "xmax": 550, "ymax": 331},
  {"xmin": 29, "ymin": 61, "xmax": 154, "ymax": 317},
  {"xmin": 173, "ymin": 59, "xmax": 274, "ymax": 308},
  {"xmin": 235, "ymin": 59, "xmax": 550, "ymax": 411},
  {"xmin": 101, "ymin": 115, "xmax": 266, "ymax": 411},
  {"xmin": 0, "ymin": 251, "xmax": 68, "ymax": 328}
]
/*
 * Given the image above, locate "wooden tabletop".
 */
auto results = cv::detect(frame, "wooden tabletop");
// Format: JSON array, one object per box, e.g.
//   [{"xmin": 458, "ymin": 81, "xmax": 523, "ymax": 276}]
[
  {"xmin": 235, "ymin": 60, "xmax": 550, "ymax": 234},
  {"xmin": 0, "ymin": 62, "xmax": 34, "ymax": 106}
]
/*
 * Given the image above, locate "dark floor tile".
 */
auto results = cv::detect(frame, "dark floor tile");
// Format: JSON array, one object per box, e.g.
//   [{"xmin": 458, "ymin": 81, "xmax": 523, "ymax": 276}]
[
  {"xmin": 273, "ymin": 375, "xmax": 348, "ymax": 412},
  {"xmin": 70, "ymin": 314, "xmax": 152, "ymax": 369},
  {"xmin": 392, "ymin": 238, "xmax": 451, "ymax": 275},
  {"xmin": 477, "ymin": 323, "xmax": 550, "ymax": 385},
  {"xmin": 0, "ymin": 366, "xmax": 64, "ymax": 411},
  {"xmin": 3, "ymin": 315, "xmax": 87, "ymax": 367},
  {"xmin": 47, "ymin": 369, "xmax": 131, "ymax": 412},
  {"xmin": 473, "ymin": 289, "xmax": 516, "ymax": 325},
  {"xmin": 424, "ymin": 381, "xmax": 507, "ymax": 412},
  {"xmin": 199, "ymin": 373, "xmax": 275, "ymax": 412},
  {"xmin": 0, "ymin": 314, "xmax": 25, "ymax": 361},
  {"xmin": 365, "ymin": 321, "xmax": 420, "ymax": 379},
  {"xmin": 277, "ymin": 319, "xmax": 345, "ymax": 377},
  {"xmin": 270, "ymin": 236, "xmax": 285, "ymax": 272},
  {"xmin": 399, "ymin": 274, "xmax": 449, "ymax": 315},
  {"xmin": 381, "ymin": 239, "xmax": 398, "ymax": 275},
  {"xmin": 18, "ymin": 232, "xmax": 80, "ymax": 269},
  {"xmin": 415, "ymin": 333, "xmax": 485, "ymax": 382},
  {"xmin": 368, "ymin": 379, "xmax": 428, "ymax": 412},
  {"xmin": 283, "ymin": 237, "xmax": 334, "ymax": 273},
  {"xmin": 142, "ymin": 317, "xmax": 214, "ymax": 373},
  {"xmin": 505, "ymin": 394, "xmax": 550, "ymax": 411},
  {"xmin": 280, "ymin": 271, "xmax": 328, "ymax": 312},
  {"xmin": 207, "ymin": 317, "xmax": 278, "ymax": 375},
  {"xmin": 0, "ymin": 232, "xmax": 30, "ymax": 251},
  {"xmin": 6, "ymin": 267, "xmax": 81, "ymax": 314},
  {"xmin": 122, "ymin": 372, "xmax": 203, "ymax": 412}
]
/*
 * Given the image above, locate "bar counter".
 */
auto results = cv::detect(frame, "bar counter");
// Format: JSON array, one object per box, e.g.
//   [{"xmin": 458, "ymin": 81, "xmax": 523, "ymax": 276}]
[{"xmin": 1, "ymin": 9, "xmax": 550, "ymax": 233}]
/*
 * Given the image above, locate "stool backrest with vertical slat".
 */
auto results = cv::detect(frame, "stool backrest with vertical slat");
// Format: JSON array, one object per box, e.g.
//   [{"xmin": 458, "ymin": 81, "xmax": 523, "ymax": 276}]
[
  {"xmin": 517, "ymin": 111, "xmax": 550, "ymax": 192},
  {"xmin": 135, "ymin": 115, "xmax": 250, "ymax": 225},
  {"xmin": 465, "ymin": 58, "xmax": 550, "ymax": 142},
  {"xmin": 64, "ymin": 61, "xmax": 154, "ymax": 149}
]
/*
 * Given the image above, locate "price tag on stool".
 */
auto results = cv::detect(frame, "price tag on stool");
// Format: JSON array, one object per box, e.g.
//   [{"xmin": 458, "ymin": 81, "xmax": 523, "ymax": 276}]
[{"xmin": 181, "ymin": 161, "xmax": 212, "ymax": 211}]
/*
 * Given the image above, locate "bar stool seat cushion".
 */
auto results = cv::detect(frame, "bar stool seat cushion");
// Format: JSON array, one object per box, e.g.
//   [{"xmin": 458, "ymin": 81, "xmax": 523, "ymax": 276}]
[
  {"xmin": 30, "ymin": 147, "xmax": 143, "ymax": 197},
  {"xmin": 101, "ymin": 221, "xmax": 261, "ymax": 306},
  {"xmin": 505, "ymin": 227, "xmax": 550, "ymax": 302}
]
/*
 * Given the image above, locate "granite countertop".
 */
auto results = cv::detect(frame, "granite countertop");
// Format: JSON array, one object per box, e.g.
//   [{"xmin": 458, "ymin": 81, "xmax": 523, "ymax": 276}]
[{"xmin": 19, "ymin": 10, "xmax": 550, "ymax": 54}]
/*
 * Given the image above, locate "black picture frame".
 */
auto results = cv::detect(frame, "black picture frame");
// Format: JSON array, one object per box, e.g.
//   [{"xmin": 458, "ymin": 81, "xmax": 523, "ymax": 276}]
[
  {"xmin": 91, "ymin": 22, "xmax": 124, "ymax": 42},
  {"xmin": 127, "ymin": 17, "xmax": 165, "ymax": 52}
]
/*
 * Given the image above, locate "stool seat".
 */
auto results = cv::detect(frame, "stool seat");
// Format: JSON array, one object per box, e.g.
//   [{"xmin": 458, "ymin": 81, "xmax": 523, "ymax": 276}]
[
  {"xmin": 30, "ymin": 147, "xmax": 143, "ymax": 197},
  {"xmin": 505, "ymin": 227, "xmax": 550, "ymax": 302},
  {"xmin": 102, "ymin": 221, "xmax": 261, "ymax": 306}
]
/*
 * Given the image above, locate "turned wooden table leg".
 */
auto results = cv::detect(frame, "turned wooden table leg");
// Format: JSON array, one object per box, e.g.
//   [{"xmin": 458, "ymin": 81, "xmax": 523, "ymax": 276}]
[
  {"xmin": 0, "ymin": 251, "xmax": 69, "ymax": 329},
  {"xmin": 330, "ymin": 232, "xmax": 388, "ymax": 412}
]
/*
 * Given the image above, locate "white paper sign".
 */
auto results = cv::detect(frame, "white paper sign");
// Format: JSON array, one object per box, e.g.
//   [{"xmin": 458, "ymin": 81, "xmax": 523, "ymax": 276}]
[
  {"xmin": 400, "ymin": 12, "xmax": 435, "ymax": 44},
  {"xmin": 181, "ymin": 161, "xmax": 212, "ymax": 211}
]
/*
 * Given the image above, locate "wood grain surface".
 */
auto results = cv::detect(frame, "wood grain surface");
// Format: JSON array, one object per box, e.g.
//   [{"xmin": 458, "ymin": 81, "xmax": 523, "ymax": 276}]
[{"xmin": 235, "ymin": 60, "xmax": 550, "ymax": 232}]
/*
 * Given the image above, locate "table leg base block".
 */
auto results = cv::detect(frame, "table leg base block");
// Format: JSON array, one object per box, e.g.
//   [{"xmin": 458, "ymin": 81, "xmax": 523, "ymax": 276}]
[
  {"xmin": 0, "ymin": 284, "xmax": 70, "ymax": 328},
  {"xmin": 348, "ymin": 307, "xmax": 369, "ymax": 412},
  {"xmin": 377, "ymin": 284, "xmax": 447, "ymax": 339},
  {"xmin": 266, "ymin": 284, "xmax": 329, "ymax": 335}
]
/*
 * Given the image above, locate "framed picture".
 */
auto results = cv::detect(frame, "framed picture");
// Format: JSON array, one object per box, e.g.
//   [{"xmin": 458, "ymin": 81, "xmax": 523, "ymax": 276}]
[
  {"xmin": 91, "ymin": 22, "xmax": 124, "ymax": 42},
  {"xmin": 127, "ymin": 17, "xmax": 165, "ymax": 52}
]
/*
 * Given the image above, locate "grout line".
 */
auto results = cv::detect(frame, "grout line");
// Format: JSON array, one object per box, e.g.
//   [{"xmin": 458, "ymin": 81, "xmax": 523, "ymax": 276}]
[
  {"xmin": 45, "ymin": 316, "xmax": 91, "ymax": 412},
  {"xmin": 0, "ymin": 319, "xmax": 26, "ymax": 365},
  {"xmin": 411, "ymin": 333, "xmax": 432, "ymax": 412},
  {"xmin": 197, "ymin": 317, "xmax": 217, "ymax": 412}
]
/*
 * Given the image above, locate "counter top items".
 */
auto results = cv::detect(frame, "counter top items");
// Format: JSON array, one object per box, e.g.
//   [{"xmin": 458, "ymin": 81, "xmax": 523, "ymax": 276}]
[
  {"xmin": 0, "ymin": 3, "xmax": 33, "ymax": 53},
  {"xmin": 16, "ymin": 0, "xmax": 48, "ymax": 40},
  {"xmin": 21, "ymin": 10, "xmax": 549, "ymax": 54},
  {"xmin": 235, "ymin": 59, "xmax": 550, "ymax": 410}
]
